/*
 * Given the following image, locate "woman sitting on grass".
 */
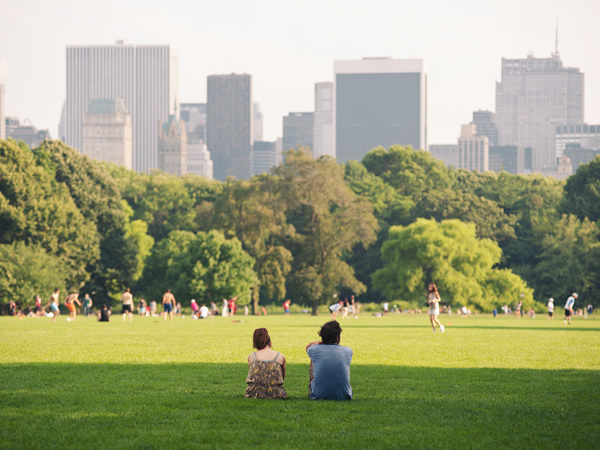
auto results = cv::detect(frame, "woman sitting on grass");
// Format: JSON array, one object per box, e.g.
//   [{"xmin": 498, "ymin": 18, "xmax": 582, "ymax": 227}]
[{"xmin": 245, "ymin": 328, "xmax": 287, "ymax": 399}]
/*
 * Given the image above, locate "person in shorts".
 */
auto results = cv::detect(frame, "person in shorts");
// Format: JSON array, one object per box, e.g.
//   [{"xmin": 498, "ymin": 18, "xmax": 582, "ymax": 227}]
[
  {"xmin": 547, "ymin": 298, "xmax": 554, "ymax": 321},
  {"xmin": 162, "ymin": 289, "xmax": 176, "ymax": 321},
  {"xmin": 329, "ymin": 301, "xmax": 342, "ymax": 320},
  {"xmin": 47, "ymin": 289, "xmax": 60, "ymax": 322},
  {"xmin": 121, "ymin": 288, "xmax": 134, "ymax": 322},
  {"xmin": 65, "ymin": 293, "xmax": 81, "ymax": 321},
  {"xmin": 564, "ymin": 293, "xmax": 577, "ymax": 325},
  {"xmin": 426, "ymin": 283, "xmax": 445, "ymax": 332}
]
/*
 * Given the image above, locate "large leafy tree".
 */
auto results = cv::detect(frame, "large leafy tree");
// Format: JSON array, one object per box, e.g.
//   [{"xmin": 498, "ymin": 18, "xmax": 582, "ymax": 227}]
[
  {"xmin": 0, "ymin": 242, "xmax": 67, "ymax": 307},
  {"xmin": 0, "ymin": 139, "xmax": 99, "ymax": 293},
  {"xmin": 212, "ymin": 176, "xmax": 292, "ymax": 314},
  {"xmin": 140, "ymin": 230, "xmax": 257, "ymax": 306},
  {"xmin": 561, "ymin": 155, "xmax": 600, "ymax": 223},
  {"xmin": 274, "ymin": 150, "xmax": 378, "ymax": 314},
  {"xmin": 372, "ymin": 218, "xmax": 534, "ymax": 311},
  {"xmin": 532, "ymin": 214, "xmax": 600, "ymax": 306},
  {"xmin": 34, "ymin": 141, "xmax": 138, "ymax": 302}
]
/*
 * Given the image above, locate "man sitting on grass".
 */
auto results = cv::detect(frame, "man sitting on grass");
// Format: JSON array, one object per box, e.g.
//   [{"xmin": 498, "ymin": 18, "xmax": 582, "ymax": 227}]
[{"xmin": 306, "ymin": 321, "xmax": 353, "ymax": 401}]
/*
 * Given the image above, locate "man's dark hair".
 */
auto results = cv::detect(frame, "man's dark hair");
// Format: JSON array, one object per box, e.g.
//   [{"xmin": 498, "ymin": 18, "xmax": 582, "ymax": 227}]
[{"xmin": 319, "ymin": 321, "xmax": 342, "ymax": 345}]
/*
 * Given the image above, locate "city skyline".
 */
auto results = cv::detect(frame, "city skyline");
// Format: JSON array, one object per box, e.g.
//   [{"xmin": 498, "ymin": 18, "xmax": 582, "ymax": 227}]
[{"xmin": 1, "ymin": 0, "xmax": 599, "ymax": 147}]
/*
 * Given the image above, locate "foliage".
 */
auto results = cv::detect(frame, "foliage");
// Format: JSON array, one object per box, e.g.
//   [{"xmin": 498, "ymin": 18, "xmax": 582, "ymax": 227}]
[
  {"xmin": 372, "ymin": 218, "xmax": 534, "ymax": 310},
  {"xmin": 0, "ymin": 242, "xmax": 67, "ymax": 306},
  {"xmin": 212, "ymin": 176, "xmax": 292, "ymax": 312},
  {"xmin": 34, "ymin": 141, "xmax": 138, "ymax": 301},
  {"xmin": 561, "ymin": 155, "xmax": 600, "ymax": 223},
  {"xmin": 274, "ymin": 151, "xmax": 378, "ymax": 313},
  {"xmin": 0, "ymin": 139, "xmax": 99, "ymax": 290},
  {"xmin": 140, "ymin": 230, "xmax": 257, "ymax": 306}
]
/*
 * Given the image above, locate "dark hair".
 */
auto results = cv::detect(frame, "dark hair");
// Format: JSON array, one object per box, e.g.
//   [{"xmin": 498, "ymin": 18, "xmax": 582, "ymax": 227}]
[
  {"xmin": 252, "ymin": 328, "xmax": 271, "ymax": 350},
  {"xmin": 428, "ymin": 283, "xmax": 439, "ymax": 295},
  {"xmin": 319, "ymin": 321, "xmax": 342, "ymax": 345}
]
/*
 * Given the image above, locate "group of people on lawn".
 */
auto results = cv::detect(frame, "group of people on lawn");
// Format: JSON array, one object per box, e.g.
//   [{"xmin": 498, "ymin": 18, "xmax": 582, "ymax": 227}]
[{"xmin": 245, "ymin": 320, "xmax": 353, "ymax": 401}]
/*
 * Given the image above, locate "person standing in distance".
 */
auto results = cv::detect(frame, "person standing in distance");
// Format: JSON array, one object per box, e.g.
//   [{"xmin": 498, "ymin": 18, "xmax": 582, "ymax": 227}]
[
  {"xmin": 564, "ymin": 293, "xmax": 578, "ymax": 325},
  {"xmin": 162, "ymin": 289, "xmax": 176, "ymax": 321},
  {"xmin": 426, "ymin": 283, "xmax": 445, "ymax": 333},
  {"xmin": 547, "ymin": 298, "xmax": 555, "ymax": 321},
  {"xmin": 306, "ymin": 321, "xmax": 353, "ymax": 401},
  {"xmin": 121, "ymin": 288, "xmax": 134, "ymax": 322}
]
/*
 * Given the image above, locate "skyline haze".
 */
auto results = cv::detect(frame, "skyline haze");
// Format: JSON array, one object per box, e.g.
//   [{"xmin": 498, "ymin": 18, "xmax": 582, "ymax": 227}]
[{"xmin": 1, "ymin": 0, "xmax": 599, "ymax": 147}]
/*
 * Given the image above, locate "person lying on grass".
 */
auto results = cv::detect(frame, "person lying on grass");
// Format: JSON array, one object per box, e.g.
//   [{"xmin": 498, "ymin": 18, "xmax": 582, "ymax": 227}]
[
  {"xmin": 306, "ymin": 321, "xmax": 353, "ymax": 401},
  {"xmin": 245, "ymin": 328, "xmax": 287, "ymax": 399}
]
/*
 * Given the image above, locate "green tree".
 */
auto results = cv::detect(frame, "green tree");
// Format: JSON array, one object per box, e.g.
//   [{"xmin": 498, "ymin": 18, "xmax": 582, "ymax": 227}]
[
  {"xmin": 0, "ymin": 139, "xmax": 99, "ymax": 290},
  {"xmin": 34, "ymin": 140, "xmax": 138, "ymax": 302},
  {"xmin": 274, "ymin": 151, "xmax": 378, "ymax": 314},
  {"xmin": 533, "ymin": 214, "xmax": 600, "ymax": 306},
  {"xmin": 139, "ymin": 230, "xmax": 257, "ymax": 306},
  {"xmin": 372, "ymin": 218, "xmax": 533, "ymax": 311},
  {"xmin": 212, "ymin": 176, "xmax": 292, "ymax": 314},
  {"xmin": 0, "ymin": 242, "xmax": 67, "ymax": 307},
  {"xmin": 123, "ymin": 202, "xmax": 155, "ymax": 282},
  {"xmin": 561, "ymin": 155, "xmax": 600, "ymax": 223}
]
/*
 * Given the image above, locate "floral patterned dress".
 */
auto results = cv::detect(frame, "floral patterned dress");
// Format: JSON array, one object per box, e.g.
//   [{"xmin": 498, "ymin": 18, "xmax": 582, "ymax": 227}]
[{"xmin": 245, "ymin": 352, "xmax": 287, "ymax": 399}]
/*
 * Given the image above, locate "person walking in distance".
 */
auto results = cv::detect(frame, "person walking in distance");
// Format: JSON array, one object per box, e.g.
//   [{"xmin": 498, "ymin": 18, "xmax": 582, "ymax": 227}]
[
  {"xmin": 162, "ymin": 289, "xmax": 176, "ymax": 321},
  {"xmin": 47, "ymin": 289, "xmax": 60, "ymax": 321},
  {"xmin": 121, "ymin": 288, "xmax": 134, "ymax": 322},
  {"xmin": 547, "ymin": 298, "xmax": 555, "ymax": 321},
  {"xmin": 426, "ymin": 283, "xmax": 445, "ymax": 333},
  {"xmin": 564, "ymin": 293, "xmax": 578, "ymax": 325}
]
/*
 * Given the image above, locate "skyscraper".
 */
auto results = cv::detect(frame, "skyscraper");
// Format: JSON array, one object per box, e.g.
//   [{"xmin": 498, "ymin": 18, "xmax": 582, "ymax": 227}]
[
  {"xmin": 207, "ymin": 74, "xmax": 252, "ymax": 181},
  {"xmin": 313, "ymin": 82, "xmax": 334, "ymax": 159},
  {"xmin": 253, "ymin": 141, "xmax": 276, "ymax": 176},
  {"xmin": 180, "ymin": 103, "xmax": 213, "ymax": 179},
  {"xmin": 472, "ymin": 110, "xmax": 498, "ymax": 147},
  {"xmin": 458, "ymin": 124, "xmax": 489, "ymax": 172},
  {"xmin": 0, "ymin": 80, "xmax": 5, "ymax": 140},
  {"xmin": 65, "ymin": 42, "xmax": 179, "ymax": 173},
  {"xmin": 334, "ymin": 57, "xmax": 427, "ymax": 163},
  {"xmin": 495, "ymin": 53, "xmax": 584, "ymax": 171},
  {"xmin": 283, "ymin": 112, "xmax": 313, "ymax": 154},
  {"xmin": 81, "ymin": 99, "xmax": 133, "ymax": 169}
]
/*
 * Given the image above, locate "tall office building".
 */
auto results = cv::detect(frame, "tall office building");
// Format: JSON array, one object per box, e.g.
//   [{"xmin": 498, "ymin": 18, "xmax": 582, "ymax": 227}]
[
  {"xmin": 207, "ymin": 74, "xmax": 252, "ymax": 181},
  {"xmin": 489, "ymin": 146, "xmax": 524, "ymax": 174},
  {"xmin": 472, "ymin": 110, "xmax": 498, "ymax": 146},
  {"xmin": 65, "ymin": 42, "xmax": 179, "ymax": 173},
  {"xmin": 458, "ymin": 124, "xmax": 489, "ymax": 172},
  {"xmin": 555, "ymin": 124, "xmax": 600, "ymax": 159},
  {"xmin": 158, "ymin": 115, "xmax": 187, "ymax": 176},
  {"xmin": 0, "ymin": 80, "xmax": 5, "ymax": 140},
  {"xmin": 335, "ymin": 57, "xmax": 427, "ymax": 163},
  {"xmin": 283, "ymin": 112, "xmax": 313, "ymax": 154},
  {"xmin": 313, "ymin": 82, "xmax": 334, "ymax": 159},
  {"xmin": 180, "ymin": 103, "xmax": 212, "ymax": 179},
  {"xmin": 81, "ymin": 99, "xmax": 133, "ymax": 169},
  {"xmin": 495, "ymin": 53, "xmax": 584, "ymax": 171},
  {"xmin": 253, "ymin": 141, "xmax": 276, "ymax": 176},
  {"xmin": 253, "ymin": 103, "xmax": 263, "ymax": 143}
]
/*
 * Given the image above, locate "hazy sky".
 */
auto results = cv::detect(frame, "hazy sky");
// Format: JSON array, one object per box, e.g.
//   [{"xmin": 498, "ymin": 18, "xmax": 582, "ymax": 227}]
[{"xmin": 1, "ymin": 0, "xmax": 599, "ymax": 144}]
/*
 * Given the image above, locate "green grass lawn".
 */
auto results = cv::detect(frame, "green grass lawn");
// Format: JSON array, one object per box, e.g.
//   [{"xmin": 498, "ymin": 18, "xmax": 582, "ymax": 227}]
[{"xmin": 1, "ymin": 312, "xmax": 598, "ymax": 449}]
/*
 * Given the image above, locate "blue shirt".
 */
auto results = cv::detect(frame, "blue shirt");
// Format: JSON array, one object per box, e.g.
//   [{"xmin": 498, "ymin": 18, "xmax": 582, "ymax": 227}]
[{"xmin": 307, "ymin": 344, "xmax": 353, "ymax": 401}]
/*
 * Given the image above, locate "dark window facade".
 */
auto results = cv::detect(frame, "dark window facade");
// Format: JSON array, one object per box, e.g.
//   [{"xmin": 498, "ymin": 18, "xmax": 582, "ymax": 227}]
[{"xmin": 336, "ymin": 73, "xmax": 422, "ymax": 163}]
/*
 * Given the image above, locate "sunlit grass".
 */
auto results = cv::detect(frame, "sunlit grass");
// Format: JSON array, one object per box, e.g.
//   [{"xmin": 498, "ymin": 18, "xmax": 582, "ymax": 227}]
[{"xmin": 1, "ymin": 313, "xmax": 598, "ymax": 448}]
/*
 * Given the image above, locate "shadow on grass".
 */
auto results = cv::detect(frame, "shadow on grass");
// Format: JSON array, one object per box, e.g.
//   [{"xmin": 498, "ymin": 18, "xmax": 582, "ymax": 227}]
[{"xmin": 0, "ymin": 363, "xmax": 598, "ymax": 449}]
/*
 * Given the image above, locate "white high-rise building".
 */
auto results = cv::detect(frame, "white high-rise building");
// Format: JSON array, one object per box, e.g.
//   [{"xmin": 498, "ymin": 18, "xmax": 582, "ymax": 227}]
[
  {"xmin": 0, "ymin": 80, "xmax": 5, "ymax": 140},
  {"xmin": 334, "ymin": 57, "xmax": 427, "ymax": 163},
  {"xmin": 65, "ymin": 42, "xmax": 179, "ymax": 173},
  {"xmin": 496, "ymin": 54, "xmax": 584, "ymax": 171},
  {"xmin": 313, "ymin": 82, "xmax": 334, "ymax": 159},
  {"xmin": 458, "ymin": 124, "xmax": 489, "ymax": 172},
  {"xmin": 253, "ymin": 103, "xmax": 263, "ymax": 143}
]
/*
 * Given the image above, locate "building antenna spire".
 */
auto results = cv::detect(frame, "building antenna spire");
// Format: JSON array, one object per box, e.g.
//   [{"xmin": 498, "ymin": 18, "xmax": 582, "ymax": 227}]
[{"xmin": 554, "ymin": 18, "xmax": 559, "ymax": 58}]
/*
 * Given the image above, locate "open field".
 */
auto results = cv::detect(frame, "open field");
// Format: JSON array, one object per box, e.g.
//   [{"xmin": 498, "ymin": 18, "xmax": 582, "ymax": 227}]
[{"xmin": 1, "ymin": 313, "xmax": 599, "ymax": 449}]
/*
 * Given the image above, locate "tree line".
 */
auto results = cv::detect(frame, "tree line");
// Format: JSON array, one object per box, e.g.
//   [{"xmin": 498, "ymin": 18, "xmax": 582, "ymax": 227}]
[{"xmin": 1, "ymin": 139, "xmax": 599, "ymax": 313}]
